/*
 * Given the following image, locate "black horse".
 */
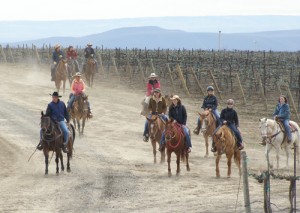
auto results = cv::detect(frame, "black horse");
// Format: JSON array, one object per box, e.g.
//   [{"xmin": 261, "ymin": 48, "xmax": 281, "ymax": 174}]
[{"xmin": 40, "ymin": 111, "xmax": 75, "ymax": 175}]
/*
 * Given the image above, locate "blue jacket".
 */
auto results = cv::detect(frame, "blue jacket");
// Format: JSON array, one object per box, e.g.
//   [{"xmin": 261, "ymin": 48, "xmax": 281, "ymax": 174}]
[
  {"xmin": 273, "ymin": 103, "xmax": 290, "ymax": 120},
  {"xmin": 46, "ymin": 99, "xmax": 69, "ymax": 122},
  {"xmin": 84, "ymin": 47, "xmax": 95, "ymax": 58},
  {"xmin": 220, "ymin": 107, "xmax": 239, "ymax": 127},
  {"xmin": 169, "ymin": 104, "xmax": 187, "ymax": 125},
  {"xmin": 52, "ymin": 50, "xmax": 65, "ymax": 63},
  {"xmin": 201, "ymin": 95, "xmax": 218, "ymax": 110}
]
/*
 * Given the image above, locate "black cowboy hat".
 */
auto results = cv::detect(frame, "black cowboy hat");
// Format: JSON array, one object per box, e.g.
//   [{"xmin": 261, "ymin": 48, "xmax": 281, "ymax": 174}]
[{"xmin": 49, "ymin": 91, "xmax": 62, "ymax": 97}]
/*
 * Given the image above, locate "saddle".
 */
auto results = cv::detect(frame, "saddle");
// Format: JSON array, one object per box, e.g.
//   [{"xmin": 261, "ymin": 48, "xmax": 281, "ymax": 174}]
[{"xmin": 275, "ymin": 118, "xmax": 297, "ymax": 146}]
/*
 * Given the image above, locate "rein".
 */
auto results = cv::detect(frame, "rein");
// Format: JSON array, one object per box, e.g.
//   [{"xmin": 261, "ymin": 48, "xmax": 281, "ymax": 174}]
[
  {"xmin": 165, "ymin": 123, "xmax": 183, "ymax": 149},
  {"xmin": 265, "ymin": 122, "xmax": 282, "ymax": 145}
]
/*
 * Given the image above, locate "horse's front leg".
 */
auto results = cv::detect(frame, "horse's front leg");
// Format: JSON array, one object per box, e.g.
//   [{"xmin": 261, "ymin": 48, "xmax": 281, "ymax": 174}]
[
  {"xmin": 67, "ymin": 154, "xmax": 71, "ymax": 172},
  {"xmin": 204, "ymin": 135, "xmax": 209, "ymax": 158},
  {"xmin": 160, "ymin": 142, "xmax": 165, "ymax": 164},
  {"xmin": 216, "ymin": 154, "xmax": 221, "ymax": 178},
  {"xmin": 77, "ymin": 119, "xmax": 81, "ymax": 135},
  {"xmin": 265, "ymin": 144, "xmax": 274, "ymax": 169},
  {"xmin": 44, "ymin": 152, "xmax": 49, "ymax": 175},
  {"xmin": 285, "ymin": 146, "xmax": 290, "ymax": 169},
  {"xmin": 55, "ymin": 152, "xmax": 59, "ymax": 174},
  {"xmin": 152, "ymin": 140, "xmax": 157, "ymax": 164},
  {"xmin": 63, "ymin": 80, "xmax": 66, "ymax": 95},
  {"xmin": 176, "ymin": 153, "xmax": 180, "ymax": 176},
  {"xmin": 60, "ymin": 152, "xmax": 64, "ymax": 171},
  {"xmin": 186, "ymin": 152, "xmax": 190, "ymax": 171},
  {"xmin": 82, "ymin": 118, "xmax": 86, "ymax": 135},
  {"xmin": 167, "ymin": 151, "xmax": 171, "ymax": 177},
  {"xmin": 226, "ymin": 153, "xmax": 233, "ymax": 178}
]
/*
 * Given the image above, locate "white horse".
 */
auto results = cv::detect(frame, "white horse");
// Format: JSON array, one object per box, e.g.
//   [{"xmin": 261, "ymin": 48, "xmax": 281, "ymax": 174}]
[{"xmin": 259, "ymin": 118, "xmax": 299, "ymax": 170}]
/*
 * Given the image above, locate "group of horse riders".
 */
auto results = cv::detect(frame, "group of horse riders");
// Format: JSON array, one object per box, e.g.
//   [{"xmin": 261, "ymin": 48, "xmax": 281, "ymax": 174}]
[{"xmin": 50, "ymin": 43, "xmax": 98, "ymax": 81}]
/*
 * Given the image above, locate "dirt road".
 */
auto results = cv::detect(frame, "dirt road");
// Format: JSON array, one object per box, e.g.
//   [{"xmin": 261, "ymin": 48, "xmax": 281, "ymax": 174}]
[{"xmin": 0, "ymin": 64, "xmax": 295, "ymax": 213}]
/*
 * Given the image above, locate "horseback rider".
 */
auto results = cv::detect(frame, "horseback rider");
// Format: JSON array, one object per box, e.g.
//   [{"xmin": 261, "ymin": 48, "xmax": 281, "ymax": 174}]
[
  {"xmin": 37, "ymin": 92, "xmax": 70, "ymax": 153},
  {"xmin": 67, "ymin": 72, "xmax": 92, "ymax": 118},
  {"xmin": 83, "ymin": 43, "xmax": 98, "ymax": 73},
  {"xmin": 193, "ymin": 85, "xmax": 220, "ymax": 135},
  {"xmin": 51, "ymin": 44, "xmax": 65, "ymax": 81},
  {"xmin": 212, "ymin": 99, "xmax": 243, "ymax": 152},
  {"xmin": 66, "ymin": 45, "xmax": 80, "ymax": 73},
  {"xmin": 159, "ymin": 95, "xmax": 192, "ymax": 153},
  {"xmin": 273, "ymin": 95, "xmax": 291, "ymax": 144},
  {"xmin": 143, "ymin": 88, "xmax": 167, "ymax": 142}
]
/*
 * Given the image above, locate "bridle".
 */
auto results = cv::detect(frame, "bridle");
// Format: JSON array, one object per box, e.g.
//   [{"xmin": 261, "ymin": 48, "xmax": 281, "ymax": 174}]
[
  {"xmin": 165, "ymin": 123, "xmax": 182, "ymax": 149},
  {"xmin": 261, "ymin": 120, "xmax": 281, "ymax": 145}
]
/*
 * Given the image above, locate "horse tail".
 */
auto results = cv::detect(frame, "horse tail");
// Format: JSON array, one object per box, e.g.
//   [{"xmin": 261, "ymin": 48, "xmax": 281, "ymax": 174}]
[{"xmin": 234, "ymin": 148, "xmax": 241, "ymax": 172}]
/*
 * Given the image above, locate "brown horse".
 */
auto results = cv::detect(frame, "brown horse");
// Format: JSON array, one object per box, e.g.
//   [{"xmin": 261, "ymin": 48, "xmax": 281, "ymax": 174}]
[
  {"xmin": 212, "ymin": 125, "xmax": 241, "ymax": 178},
  {"xmin": 199, "ymin": 110, "xmax": 217, "ymax": 157},
  {"xmin": 55, "ymin": 59, "xmax": 68, "ymax": 94},
  {"xmin": 165, "ymin": 119, "xmax": 190, "ymax": 176},
  {"xmin": 69, "ymin": 94, "xmax": 89, "ymax": 135},
  {"xmin": 84, "ymin": 58, "xmax": 96, "ymax": 87},
  {"xmin": 146, "ymin": 115, "xmax": 166, "ymax": 163},
  {"xmin": 40, "ymin": 111, "xmax": 75, "ymax": 175}
]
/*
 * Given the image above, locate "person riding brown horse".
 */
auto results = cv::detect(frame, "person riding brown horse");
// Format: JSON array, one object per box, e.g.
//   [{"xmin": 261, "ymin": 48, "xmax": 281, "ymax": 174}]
[{"xmin": 51, "ymin": 44, "xmax": 65, "ymax": 81}]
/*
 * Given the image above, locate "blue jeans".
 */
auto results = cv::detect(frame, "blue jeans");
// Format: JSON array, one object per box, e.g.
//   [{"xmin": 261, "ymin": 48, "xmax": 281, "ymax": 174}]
[
  {"xmin": 212, "ymin": 109, "xmax": 221, "ymax": 126},
  {"xmin": 227, "ymin": 123, "xmax": 242, "ymax": 145},
  {"xmin": 59, "ymin": 121, "xmax": 69, "ymax": 145},
  {"xmin": 143, "ymin": 114, "xmax": 168, "ymax": 137},
  {"xmin": 68, "ymin": 94, "xmax": 91, "ymax": 111},
  {"xmin": 282, "ymin": 119, "xmax": 291, "ymax": 140},
  {"xmin": 160, "ymin": 125, "xmax": 192, "ymax": 148}
]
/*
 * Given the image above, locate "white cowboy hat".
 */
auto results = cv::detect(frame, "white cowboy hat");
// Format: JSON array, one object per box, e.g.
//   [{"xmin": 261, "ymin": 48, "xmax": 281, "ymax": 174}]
[
  {"xmin": 170, "ymin": 95, "xmax": 181, "ymax": 101},
  {"xmin": 148, "ymin": 73, "xmax": 158, "ymax": 78},
  {"xmin": 153, "ymin": 88, "xmax": 161, "ymax": 93},
  {"xmin": 73, "ymin": 72, "xmax": 82, "ymax": 77},
  {"xmin": 87, "ymin": 42, "xmax": 93, "ymax": 46},
  {"xmin": 54, "ymin": 44, "xmax": 61, "ymax": 49}
]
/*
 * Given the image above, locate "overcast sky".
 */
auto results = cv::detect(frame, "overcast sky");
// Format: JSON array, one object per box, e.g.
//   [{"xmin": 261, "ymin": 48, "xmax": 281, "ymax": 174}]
[{"xmin": 1, "ymin": 0, "xmax": 300, "ymax": 21}]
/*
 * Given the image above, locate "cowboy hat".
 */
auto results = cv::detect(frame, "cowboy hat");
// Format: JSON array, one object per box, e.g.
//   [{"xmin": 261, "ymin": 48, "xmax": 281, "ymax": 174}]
[
  {"xmin": 54, "ymin": 44, "xmax": 61, "ymax": 49},
  {"xmin": 153, "ymin": 88, "xmax": 161, "ymax": 93},
  {"xmin": 87, "ymin": 42, "xmax": 93, "ymax": 46},
  {"xmin": 73, "ymin": 72, "xmax": 82, "ymax": 78},
  {"xmin": 170, "ymin": 95, "xmax": 181, "ymax": 101},
  {"xmin": 50, "ymin": 91, "xmax": 62, "ymax": 97},
  {"xmin": 148, "ymin": 73, "xmax": 158, "ymax": 78}
]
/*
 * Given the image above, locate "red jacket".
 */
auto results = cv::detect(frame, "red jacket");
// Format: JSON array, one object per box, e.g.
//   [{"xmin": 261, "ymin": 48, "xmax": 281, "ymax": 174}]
[
  {"xmin": 146, "ymin": 79, "xmax": 161, "ymax": 96},
  {"xmin": 67, "ymin": 50, "xmax": 78, "ymax": 60}
]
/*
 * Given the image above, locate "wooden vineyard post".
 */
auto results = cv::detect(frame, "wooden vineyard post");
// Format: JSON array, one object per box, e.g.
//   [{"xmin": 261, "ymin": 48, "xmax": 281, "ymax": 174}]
[
  {"xmin": 97, "ymin": 53, "xmax": 105, "ymax": 77},
  {"xmin": 34, "ymin": 45, "xmax": 41, "ymax": 64},
  {"xmin": 137, "ymin": 58, "xmax": 145, "ymax": 87},
  {"xmin": 176, "ymin": 64, "xmax": 190, "ymax": 97},
  {"xmin": 208, "ymin": 69, "xmax": 222, "ymax": 100},
  {"xmin": 190, "ymin": 67, "xmax": 205, "ymax": 96},
  {"xmin": 284, "ymin": 84, "xmax": 300, "ymax": 121},
  {"xmin": 235, "ymin": 73, "xmax": 247, "ymax": 105},
  {"xmin": 126, "ymin": 58, "xmax": 133, "ymax": 83},
  {"xmin": 0, "ymin": 45, "xmax": 7, "ymax": 63},
  {"xmin": 150, "ymin": 59, "xmax": 156, "ymax": 73},
  {"xmin": 166, "ymin": 63, "xmax": 176, "ymax": 94},
  {"xmin": 111, "ymin": 57, "xmax": 120, "ymax": 81},
  {"xmin": 256, "ymin": 72, "xmax": 268, "ymax": 110},
  {"xmin": 8, "ymin": 46, "xmax": 15, "ymax": 63}
]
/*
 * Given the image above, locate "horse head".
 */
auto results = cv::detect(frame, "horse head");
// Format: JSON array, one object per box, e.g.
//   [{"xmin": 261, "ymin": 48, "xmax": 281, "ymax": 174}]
[
  {"xmin": 165, "ymin": 119, "xmax": 176, "ymax": 141},
  {"xmin": 40, "ymin": 111, "xmax": 52, "ymax": 133},
  {"xmin": 259, "ymin": 117, "xmax": 273, "ymax": 142},
  {"xmin": 146, "ymin": 115, "xmax": 161, "ymax": 140},
  {"xmin": 200, "ymin": 110, "xmax": 214, "ymax": 133},
  {"xmin": 213, "ymin": 126, "xmax": 230, "ymax": 154}
]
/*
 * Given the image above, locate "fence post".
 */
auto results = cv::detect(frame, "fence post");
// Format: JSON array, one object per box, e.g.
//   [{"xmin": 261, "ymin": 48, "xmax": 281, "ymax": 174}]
[
  {"xmin": 97, "ymin": 53, "xmax": 105, "ymax": 77},
  {"xmin": 190, "ymin": 67, "xmax": 205, "ymax": 96},
  {"xmin": 166, "ymin": 63, "xmax": 176, "ymax": 94},
  {"xmin": 265, "ymin": 151, "xmax": 272, "ymax": 213},
  {"xmin": 208, "ymin": 69, "xmax": 222, "ymax": 100},
  {"xmin": 235, "ymin": 73, "xmax": 247, "ymax": 105},
  {"xmin": 8, "ymin": 46, "xmax": 15, "ymax": 63},
  {"xmin": 137, "ymin": 58, "xmax": 145, "ymax": 87},
  {"xmin": 34, "ymin": 45, "xmax": 41, "ymax": 64},
  {"xmin": 256, "ymin": 71, "xmax": 268, "ymax": 110},
  {"xmin": 176, "ymin": 63, "xmax": 190, "ymax": 97},
  {"xmin": 111, "ymin": 56, "xmax": 120, "ymax": 81},
  {"xmin": 241, "ymin": 151, "xmax": 251, "ymax": 213},
  {"xmin": 0, "ymin": 45, "xmax": 7, "ymax": 63}
]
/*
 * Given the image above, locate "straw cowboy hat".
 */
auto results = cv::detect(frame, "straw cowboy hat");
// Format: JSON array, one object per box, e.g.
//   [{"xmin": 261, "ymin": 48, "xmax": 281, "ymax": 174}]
[
  {"xmin": 54, "ymin": 44, "xmax": 61, "ymax": 49},
  {"xmin": 170, "ymin": 95, "xmax": 181, "ymax": 101},
  {"xmin": 148, "ymin": 73, "xmax": 158, "ymax": 78},
  {"xmin": 87, "ymin": 42, "xmax": 93, "ymax": 46},
  {"xmin": 49, "ymin": 91, "xmax": 62, "ymax": 97},
  {"xmin": 73, "ymin": 72, "xmax": 82, "ymax": 78}
]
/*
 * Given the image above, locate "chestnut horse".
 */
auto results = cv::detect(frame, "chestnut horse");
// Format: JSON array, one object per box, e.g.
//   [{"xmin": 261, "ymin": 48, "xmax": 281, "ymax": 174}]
[
  {"xmin": 199, "ymin": 110, "xmax": 217, "ymax": 157},
  {"xmin": 84, "ymin": 58, "xmax": 96, "ymax": 87},
  {"xmin": 146, "ymin": 115, "xmax": 166, "ymax": 163},
  {"xmin": 165, "ymin": 119, "xmax": 190, "ymax": 176},
  {"xmin": 212, "ymin": 125, "xmax": 241, "ymax": 178},
  {"xmin": 40, "ymin": 111, "xmax": 75, "ymax": 175},
  {"xmin": 55, "ymin": 59, "xmax": 68, "ymax": 94},
  {"xmin": 69, "ymin": 94, "xmax": 89, "ymax": 135}
]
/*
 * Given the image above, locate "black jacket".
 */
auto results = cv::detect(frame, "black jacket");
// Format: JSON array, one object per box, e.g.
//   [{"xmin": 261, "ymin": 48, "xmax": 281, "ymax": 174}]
[
  {"xmin": 201, "ymin": 95, "xmax": 218, "ymax": 110},
  {"xmin": 220, "ymin": 107, "xmax": 239, "ymax": 127},
  {"xmin": 169, "ymin": 104, "xmax": 187, "ymax": 125}
]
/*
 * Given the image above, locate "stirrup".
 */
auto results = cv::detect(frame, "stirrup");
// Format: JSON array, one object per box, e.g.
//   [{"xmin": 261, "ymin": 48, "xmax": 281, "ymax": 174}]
[{"xmin": 211, "ymin": 146, "xmax": 216, "ymax": 152}]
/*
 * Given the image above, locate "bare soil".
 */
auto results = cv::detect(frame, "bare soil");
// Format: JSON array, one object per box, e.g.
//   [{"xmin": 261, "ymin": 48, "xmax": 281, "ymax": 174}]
[{"xmin": 0, "ymin": 64, "xmax": 298, "ymax": 213}]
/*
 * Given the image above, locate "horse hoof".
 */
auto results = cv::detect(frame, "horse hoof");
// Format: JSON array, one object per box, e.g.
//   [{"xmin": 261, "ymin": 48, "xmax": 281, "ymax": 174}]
[
  {"xmin": 204, "ymin": 154, "xmax": 209, "ymax": 158},
  {"xmin": 176, "ymin": 172, "xmax": 180, "ymax": 176},
  {"xmin": 227, "ymin": 176, "xmax": 231, "ymax": 178},
  {"xmin": 187, "ymin": 167, "xmax": 190, "ymax": 172},
  {"xmin": 216, "ymin": 175, "xmax": 220, "ymax": 179},
  {"xmin": 67, "ymin": 168, "xmax": 71, "ymax": 173},
  {"xmin": 168, "ymin": 172, "xmax": 172, "ymax": 177}
]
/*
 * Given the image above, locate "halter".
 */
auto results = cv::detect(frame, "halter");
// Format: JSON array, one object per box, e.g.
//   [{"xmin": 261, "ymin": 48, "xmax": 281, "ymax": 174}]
[
  {"xmin": 201, "ymin": 111, "xmax": 215, "ymax": 133},
  {"xmin": 262, "ymin": 120, "xmax": 282, "ymax": 145},
  {"xmin": 165, "ymin": 123, "xmax": 183, "ymax": 149},
  {"xmin": 41, "ymin": 117, "xmax": 62, "ymax": 144}
]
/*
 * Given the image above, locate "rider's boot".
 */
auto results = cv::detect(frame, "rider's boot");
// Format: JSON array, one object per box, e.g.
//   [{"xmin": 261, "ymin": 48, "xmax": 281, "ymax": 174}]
[
  {"xmin": 158, "ymin": 143, "xmax": 165, "ymax": 152},
  {"xmin": 193, "ymin": 124, "xmax": 201, "ymax": 135},
  {"xmin": 88, "ymin": 109, "xmax": 93, "ymax": 118},
  {"xmin": 36, "ymin": 140, "xmax": 43, "ymax": 151},
  {"xmin": 62, "ymin": 143, "xmax": 69, "ymax": 153}
]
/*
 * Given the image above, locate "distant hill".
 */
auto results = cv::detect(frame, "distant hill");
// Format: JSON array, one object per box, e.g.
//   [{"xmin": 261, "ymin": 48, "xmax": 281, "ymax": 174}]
[{"xmin": 5, "ymin": 26, "xmax": 300, "ymax": 51}]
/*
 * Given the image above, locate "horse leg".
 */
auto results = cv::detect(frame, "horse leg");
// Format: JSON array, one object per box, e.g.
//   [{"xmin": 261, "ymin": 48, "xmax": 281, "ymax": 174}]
[
  {"xmin": 67, "ymin": 154, "xmax": 71, "ymax": 172},
  {"xmin": 216, "ymin": 154, "xmax": 221, "ymax": 178},
  {"xmin": 72, "ymin": 118, "xmax": 76, "ymax": 130},
  {"xmin": 265, "ymin": 144, "xmax": 274, "ymax": 169},
  {"xmin": 60, "ymin": 152, "xmax": 64, "ymax": 171},
  {"xmin": 285, "ymin": 145, "xmax": 290, "ymax": 169},
  {"xmin": 167, "ymin": 151, "xmax": 171, "ymax": 177},
  {"xmin": 152, "ymin": 140, "xmax": 157, "ymax": 163},
  {"xmin": 160, "ymin": 142, "xmax": 165, "ymax": 164},
  {"xmin": 55, "ymin": 152, "xmax": 59, "ymax": 174},
  {"xmin": 186, "ymin": 152, "xmax": 190, "ymax": 171},
  {"xmin": 82, "ymin": 118, "xmax": 86, "ymax": 135},
  {"xmin": 77, "ymin": 118, "xmax": 81, "ymax": 135},
  {"xmin": 176, "ymin": 153, "xmax": 180, "ymax": 176},
  {"xmin": 63, "ymin": 80, "xmax": 66, "ymax": 95},
  {"xmin": 204, "ymin": 135, "xmax": 209, "ymax": 158},
  {"xmin": 44, "ymin": 152, "xmax": 49, "ymax": 175},
  {"xmin": 226, "ymin": 153, "xmax": 233, "ymax": 178}
]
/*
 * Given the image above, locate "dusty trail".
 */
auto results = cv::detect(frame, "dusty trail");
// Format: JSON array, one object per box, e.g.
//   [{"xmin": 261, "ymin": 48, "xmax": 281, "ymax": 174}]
[{"xmin": 0, "ymin": 64, "xmax": 294, "ymax": 212}]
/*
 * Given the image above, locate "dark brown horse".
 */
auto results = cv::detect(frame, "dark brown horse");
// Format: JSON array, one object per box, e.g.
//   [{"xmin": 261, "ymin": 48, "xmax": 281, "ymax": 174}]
[
  {"xmin": 67, "ymin": 59, "xmax": 77, "ymax": 87},
  {"xmin": 69, "ymin": 94, "xmax": 89, "ymax": 135},
  {"xmin": 55, "ymin": 59, "xmax": 68, "ymax": 94},
  {"xmin": 84, "ymin": 58, "xmax": 96, "ymax": 87},
  {"xmin": 165, "ymin": 119, "xmax": 190, "ymax": 176},
  {"xmin": 199, "ymin": 110, "xmax": 217, "ymax": 157},
  {"xmin": 212, "ymin": 125, "xmax": 241, "ymax": 178},
  {"xmin": 146, "ymin": 115, "xmax": 165, "ymax": 163},
  {"xmin": 40, "ymin": 111, "xmax": 75, "ymax": 175}
]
